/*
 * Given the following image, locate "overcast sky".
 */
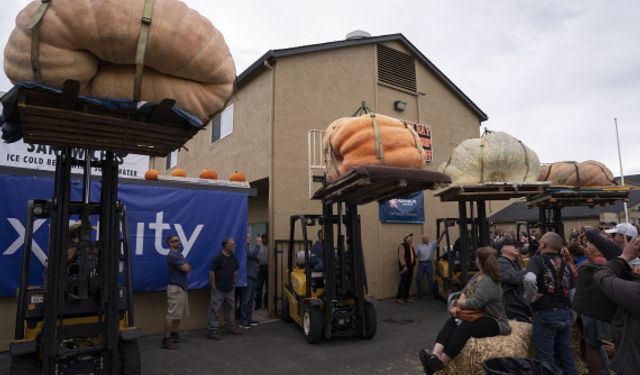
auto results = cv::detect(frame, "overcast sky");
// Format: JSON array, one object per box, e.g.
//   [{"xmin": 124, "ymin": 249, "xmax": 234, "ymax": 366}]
[{"xmin": 2, "ymin": 0, "xmax": 639, "ymax": 175}]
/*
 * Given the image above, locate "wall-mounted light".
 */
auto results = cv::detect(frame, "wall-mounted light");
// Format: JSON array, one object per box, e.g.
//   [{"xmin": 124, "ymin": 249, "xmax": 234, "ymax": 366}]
[{"xmin": 394, "ymin": 100, "xmax": 407, "ymax": 112}]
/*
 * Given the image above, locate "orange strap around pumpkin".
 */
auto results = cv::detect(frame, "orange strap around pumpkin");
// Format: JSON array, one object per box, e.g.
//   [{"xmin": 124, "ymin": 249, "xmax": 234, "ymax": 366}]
[
  {"xmin": 516, "ymin": 140, "xmax": 530, "ymax": 182},
  {"xmin": 133, "ymin": 0, "xmax": 155, "ymax": 101},
  {"xmin": 28, "ymin": 0, "xmax": 52, "ymax": 82},
  {"xmin": 369, "ymin": 113, "xmax": 385, "ymax": 164},
  {"xmin": 403, "ymin": 121, "xmax": 424, "ymax": 156}
]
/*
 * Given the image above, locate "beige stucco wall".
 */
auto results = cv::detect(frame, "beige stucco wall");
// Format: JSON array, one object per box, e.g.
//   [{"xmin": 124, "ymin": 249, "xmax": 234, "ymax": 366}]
[
  {"xmin": 152, "ymin": 71, "xmax": 273, "ymax": 183},
  {"xmin": 267, "ymin": 42, "xmax": 482, "ymax": 299}
]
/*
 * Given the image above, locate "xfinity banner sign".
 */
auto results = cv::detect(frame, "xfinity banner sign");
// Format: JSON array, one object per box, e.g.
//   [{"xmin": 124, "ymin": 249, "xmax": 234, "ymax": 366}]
[
  {"xmin": 379, "ymin": 192, "xmax": 425, "ymax": 224},
  {"xmin": 0, "ymin": 140, "xmax": 149, "ymax": 178},
  {"xmin": 0, "ymin": 173, "xmax": 248, "ymax": 296}
]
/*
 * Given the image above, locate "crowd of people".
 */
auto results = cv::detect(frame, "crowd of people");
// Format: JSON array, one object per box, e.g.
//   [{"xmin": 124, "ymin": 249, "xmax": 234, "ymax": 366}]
[
  {"xmin": 160, "ymin": 220, "xmax": 640, "ymax": 375},
  {"xmin": 417, "ymin": 222, "xmax": 640, "ymax": 375},
  {"xmin": 162, "ymin": 232, "xmax": 270, "ymax": 349}
]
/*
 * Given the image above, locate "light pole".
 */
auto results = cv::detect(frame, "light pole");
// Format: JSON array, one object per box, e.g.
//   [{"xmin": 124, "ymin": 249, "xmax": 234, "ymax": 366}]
[{"xmin": 615, "ymin": 118, "xmax": 629, "ymax": 223}]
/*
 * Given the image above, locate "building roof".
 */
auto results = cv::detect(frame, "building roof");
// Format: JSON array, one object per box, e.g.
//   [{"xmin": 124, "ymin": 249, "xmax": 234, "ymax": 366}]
[
  {"xmin": 489, "ymin": 189, "xmax": 640, "ymax": 224},
  {"xmin": 235, "ymin": 33, "xmax": 488, "ymax": 122}
]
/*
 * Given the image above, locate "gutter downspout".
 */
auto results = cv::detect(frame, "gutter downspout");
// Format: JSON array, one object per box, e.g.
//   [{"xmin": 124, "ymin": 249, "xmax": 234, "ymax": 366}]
[{"xmin": 264, "ymin": 59, "xmax": 276, "ymax": 317}]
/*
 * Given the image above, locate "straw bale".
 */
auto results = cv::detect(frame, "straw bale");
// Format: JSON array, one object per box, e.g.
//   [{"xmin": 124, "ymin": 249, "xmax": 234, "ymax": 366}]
[{"xmin": 437, "ymin": 320, "xmax": 532, "ymax": 375}]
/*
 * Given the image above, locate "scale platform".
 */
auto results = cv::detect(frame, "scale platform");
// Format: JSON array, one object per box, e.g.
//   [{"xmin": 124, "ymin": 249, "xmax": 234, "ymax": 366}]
[{"xmin": 435, "ymin": 181, "xmax": 551, "ymax": 202}]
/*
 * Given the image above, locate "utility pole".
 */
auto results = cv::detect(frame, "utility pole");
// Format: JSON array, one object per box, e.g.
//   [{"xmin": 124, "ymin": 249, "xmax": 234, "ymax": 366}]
[{"xmin": 615, "ymin": 118, "xmax": 629, "ymax": 223}]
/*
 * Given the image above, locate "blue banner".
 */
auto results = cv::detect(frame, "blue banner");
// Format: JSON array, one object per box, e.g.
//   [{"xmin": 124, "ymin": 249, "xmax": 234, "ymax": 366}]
[
  {"xmin": 0, "ymin": 173, "xmax": 248, "ymax": 297},
  {"xmin": 379, "ymin": 192, "xmax": 425, "ymax": 224}
]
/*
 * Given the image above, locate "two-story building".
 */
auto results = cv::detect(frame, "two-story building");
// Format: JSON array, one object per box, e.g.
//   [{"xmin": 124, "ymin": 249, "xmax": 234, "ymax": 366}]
[{"xmin": 150, "ymin": 32, "xmax": 489, "ymax": 309}]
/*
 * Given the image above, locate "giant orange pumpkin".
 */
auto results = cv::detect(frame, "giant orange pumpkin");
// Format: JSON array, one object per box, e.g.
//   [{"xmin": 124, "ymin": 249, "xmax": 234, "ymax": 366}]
[
  {"xmin": 4, "ymin": 0, "xmax": 235, "ymax": 120},
  {"xmin": 144, "ymin": 169, "xmax": 159, "ymax": 180},
  {"xmin": 170, "ymin": 168, "xmax": 187, "ymax": 178},
  {"xmin": 229, "ymin": 171, "xmax": 246, "ymax": 182},
  {"xmin": 323, "ymin": 112, "xmax": 424, "ymax": 181},
  {"xmin": 199, "ymin": 168, "xmax": 218, "ymax": 179},
  {"xmin": 538, "ymin": 161, "xmax": 616, "ymax": 187}
]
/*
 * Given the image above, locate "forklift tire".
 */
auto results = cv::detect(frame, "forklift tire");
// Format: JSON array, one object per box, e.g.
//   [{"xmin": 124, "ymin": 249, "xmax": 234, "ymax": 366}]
[
  {"xmin": 361, "ymin": 301, "xmax": 377, "ymax": 339},
  {"xmin": 302, "ymin": 305, "xmax": 323, "ymax": 344},
  {"xmin": 281, "ymin": 296, "xmax": 292, "ymax": 323},
  {"xmin": 9, "ymin": 354, "xmax": 39, "ymax": 375},
  {"xmin": 120, "ymin": 339, "xmax": 141, "ymax": 375}
]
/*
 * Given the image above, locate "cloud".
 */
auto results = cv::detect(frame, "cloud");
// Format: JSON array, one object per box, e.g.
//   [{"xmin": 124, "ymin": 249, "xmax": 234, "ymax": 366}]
[{"xmin": 1, "ymin": 0, "xmax": 638, "ymax": 174}]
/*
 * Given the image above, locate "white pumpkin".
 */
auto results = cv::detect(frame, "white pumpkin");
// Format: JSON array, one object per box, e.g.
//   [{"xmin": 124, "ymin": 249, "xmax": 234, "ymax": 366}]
[{"xmin": 439, "ymin": 131, "xmax": 540, "ymax": 184}]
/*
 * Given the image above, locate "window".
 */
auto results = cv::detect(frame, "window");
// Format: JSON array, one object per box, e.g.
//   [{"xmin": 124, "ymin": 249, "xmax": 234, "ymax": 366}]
[
  {"xmin": 377, "ymin": 44, "xmax": 417, "ymax": 93},
  {"xmin": 211, "ymin": 104, "xmax": 234, "ymax": 143},
  {"xmin": 165, "ymin": 150, "xmax": 177, "ymax": 170}
]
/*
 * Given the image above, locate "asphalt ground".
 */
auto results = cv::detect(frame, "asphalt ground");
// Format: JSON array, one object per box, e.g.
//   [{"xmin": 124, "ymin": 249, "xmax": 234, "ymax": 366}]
[{"xmin": 0, "ymin": 297, "xmax": 449, "ymax": 375}]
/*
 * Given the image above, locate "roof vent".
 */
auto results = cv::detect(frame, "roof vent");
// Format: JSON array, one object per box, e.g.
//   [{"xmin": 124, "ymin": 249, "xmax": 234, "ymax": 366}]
[{"xmin": 345, "ymin": 30, "xmax": 371, "ymax": 40}]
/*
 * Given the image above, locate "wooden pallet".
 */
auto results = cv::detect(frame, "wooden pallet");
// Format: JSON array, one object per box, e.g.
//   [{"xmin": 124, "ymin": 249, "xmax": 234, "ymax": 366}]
[
  {"xmin": 435, "ymin": 182, "xmax": 551, "ymax": 202},
  {"xmin": 526, "ymin": 186, "xmax": 632, "ymax": 208},
  {"xmin": 15, "ymin": 81, "xmax": 201, "ymax": 156},
  {"xmin": 313, "ymin": 166, "xmax": 451, "ymax": 205}
]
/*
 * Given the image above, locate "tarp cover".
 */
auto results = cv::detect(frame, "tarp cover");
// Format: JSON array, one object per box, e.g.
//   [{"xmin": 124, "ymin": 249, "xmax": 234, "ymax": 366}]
[{"xmin": 0, "ymin": 81, "xmax": 203, "ymax": 143}]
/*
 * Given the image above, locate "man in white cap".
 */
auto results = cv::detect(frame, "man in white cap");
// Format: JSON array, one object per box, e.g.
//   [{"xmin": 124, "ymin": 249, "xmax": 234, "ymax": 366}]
[{"xmin": 605, "ymin": 223, "xmax": 638, "ymax": 247}]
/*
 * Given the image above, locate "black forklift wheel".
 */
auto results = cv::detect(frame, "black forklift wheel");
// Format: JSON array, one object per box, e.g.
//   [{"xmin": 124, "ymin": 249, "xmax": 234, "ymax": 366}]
[
  {"xmin": 302, "ymin": 305, "xmax": 323, "ymax": 344},
  {"xmin": 281, "ymin": 296, "xmax": 292, "ymax": 323},
  {"xmin": 120, "ymin": 339, "xmax": 141, "ymax": 375},
  {"xmin": 361, "ymin": 301, "xmax": 377, "ymax": 339}
]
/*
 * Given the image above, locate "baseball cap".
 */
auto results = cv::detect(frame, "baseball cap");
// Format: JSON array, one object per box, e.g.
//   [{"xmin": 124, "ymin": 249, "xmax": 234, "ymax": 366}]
[
  {"xmin": 502, "ymin": 238, "xmax": 524, "ymax": 249},
  {"xmin": 604, "ymin": 223, "xmax": 638, "ymax": 238}
]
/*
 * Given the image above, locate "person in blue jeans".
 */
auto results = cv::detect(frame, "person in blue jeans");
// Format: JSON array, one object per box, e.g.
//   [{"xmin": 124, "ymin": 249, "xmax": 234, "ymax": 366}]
[
  {"xmin": 239, "ymin": 235, "xmax": 260, "ymax": 329},
  {"xmin": 524, "ymin": 232, "xmax": 577, "ymax": 375},
  {"xmin": 415, "ymin": 233, "xmax": 444, "ymax": 298}
]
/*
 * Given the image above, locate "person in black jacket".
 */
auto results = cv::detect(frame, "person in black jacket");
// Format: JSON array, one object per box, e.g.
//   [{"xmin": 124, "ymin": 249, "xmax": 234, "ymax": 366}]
[
  {"xmin": 497, "ymin": 239, "xmax": 532, "ymax": 323},
  {"xmin": 396, "ymin": 233, "xmax": 416, "ymax": 304},
  {"xmin": 593, "ymin": 236, "xmax": 640, "ymax": 375}
]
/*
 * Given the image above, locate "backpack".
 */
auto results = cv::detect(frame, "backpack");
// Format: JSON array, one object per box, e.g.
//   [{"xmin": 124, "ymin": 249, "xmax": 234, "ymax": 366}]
[{"xmin": 572, "ymin": 263, "xmax": 617, "ymax": 322}]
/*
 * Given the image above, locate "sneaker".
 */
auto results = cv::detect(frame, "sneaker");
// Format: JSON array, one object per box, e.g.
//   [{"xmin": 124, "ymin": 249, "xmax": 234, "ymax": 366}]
[
  {"xmin": 426, "ymin": 353, "xmax": 444, "ymax": 372},
  {"xmin": 161, "ymin": 337, "xmax": 179, "ymax": 349},
  {"xmin": 238, "ymin": 322, "xmax": 251, "ymax": 329},
  {"xmin": 406, "ymin": 298, "xmax": 416, "ymax": 303},
  {"xmin": 249, "ymin": 320, "xmax": 259, "ymax": 327},
  {"xmin": 206, "ymin": 331, "xmax": 221, "ymax": 340},
  {"xmin": 171, "ymin": 332, "xmax": 186, "ymax": 343},
  {"xmin": 225, "ymin": 328, "xmax": 242, "ymax": 336},
  {"xmin": 396, "ymin": 299, "xmax": 405, "ymax": 305},
  {"xmin": 418, "ymin": 349, "xmax": 433, "ymax": 375}
]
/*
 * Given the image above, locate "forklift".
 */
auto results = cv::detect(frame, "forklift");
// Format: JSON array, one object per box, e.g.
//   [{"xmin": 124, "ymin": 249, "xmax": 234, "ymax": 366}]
[
  {"xmin": 433, "ymin": 182, "xmax": 551, "ymax": 299},
  {"xmin": 282, "ymin": 165, "xmax": 451, "ymax": 343},
  {"xmin": 433, "ymin": 217, "xmax": 480, "ymax": 300},
  {"xmin": 4, "ymin": 80, "xmax": 201, "ymax": 374},
  {"xmin": 283, "ymin": 211, "xmax": 376, "ymax": 344},
  {"xmin": 10, "ymin": 148, "xmax": 140, "ymax": 375}
]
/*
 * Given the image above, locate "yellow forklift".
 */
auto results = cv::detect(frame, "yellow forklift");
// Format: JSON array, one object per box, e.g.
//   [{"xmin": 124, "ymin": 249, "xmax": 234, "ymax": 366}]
[
  {"xmin": 433, "ymin": 217, "xmax": 480, "ymax": 300},
  {"xmin": 282, "ymin": 165, "xmax": 451, "ymax": 343},
  {"xmin": 4, "ymin": 80, "xmax": 201, "ymax": 374}
]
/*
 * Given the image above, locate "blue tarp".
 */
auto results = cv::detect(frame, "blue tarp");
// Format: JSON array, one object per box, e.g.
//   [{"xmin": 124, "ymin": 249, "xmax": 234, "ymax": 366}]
[
  {"xmin": 0, "ymin": 173, "xmax": 248, "ymax": 296},
  {"xmin": 0, "ymin": 81, "xmax": 203, "ymax": 143}
]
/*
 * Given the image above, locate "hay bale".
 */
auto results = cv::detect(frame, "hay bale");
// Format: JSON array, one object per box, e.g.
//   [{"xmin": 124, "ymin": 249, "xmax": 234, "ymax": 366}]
[{"xmin": 437, "ymin": 320, "xmax": 532, "ymax": 375}]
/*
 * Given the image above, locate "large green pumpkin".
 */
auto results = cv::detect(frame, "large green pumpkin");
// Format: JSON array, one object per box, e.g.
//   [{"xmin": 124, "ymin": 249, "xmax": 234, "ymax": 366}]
[{"xmin": 440, "ymin": 131, "xmax": 540, "ymax": 184}]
